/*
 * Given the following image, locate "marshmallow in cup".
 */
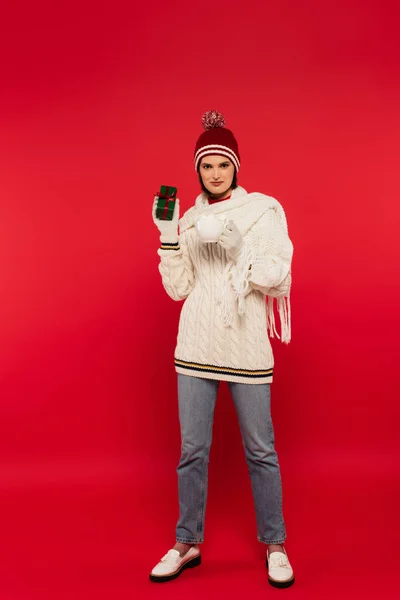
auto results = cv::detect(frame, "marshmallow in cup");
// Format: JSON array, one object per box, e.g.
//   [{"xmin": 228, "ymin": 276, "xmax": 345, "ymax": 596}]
[{"xmin": 195, "ymin": 214, "xmax": 228, "ymax": 243}]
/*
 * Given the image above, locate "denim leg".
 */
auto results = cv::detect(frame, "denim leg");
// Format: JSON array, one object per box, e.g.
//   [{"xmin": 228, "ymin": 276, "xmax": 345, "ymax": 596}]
[
  {"xmin": 228, "ymin": 381, "xmax": 286, "ymax": 544},
  {"xmin": 176, "ymin": 374, "xmax": 219, "ymax": 544}
]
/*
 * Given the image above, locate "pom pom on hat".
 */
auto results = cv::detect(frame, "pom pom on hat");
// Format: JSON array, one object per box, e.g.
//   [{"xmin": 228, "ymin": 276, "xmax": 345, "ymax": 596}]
[
  {"xmin": 202, "ymin": 110, "xmax": 226, "ymax": 130},
  {"xmin": 194, "ymin": 110, "xmax": 240, "ymax": 172}
]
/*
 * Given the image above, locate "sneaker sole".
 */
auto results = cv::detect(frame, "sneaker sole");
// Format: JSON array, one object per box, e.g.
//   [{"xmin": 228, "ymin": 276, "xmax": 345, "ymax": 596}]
[{"xmin": 149, "ymin": 554, "xmax": 201, "ymax": 583}]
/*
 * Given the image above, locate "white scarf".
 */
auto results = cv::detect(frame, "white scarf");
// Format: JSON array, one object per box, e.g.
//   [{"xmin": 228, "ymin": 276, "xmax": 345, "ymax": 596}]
[{"xmin": 179, "ymin": 186, "xmax": 292, "ymax": 343}]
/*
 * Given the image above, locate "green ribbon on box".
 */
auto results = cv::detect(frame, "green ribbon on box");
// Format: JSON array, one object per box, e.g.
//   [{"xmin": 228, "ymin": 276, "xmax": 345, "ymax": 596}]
[{"xmin": 156, "ymin": 185, "xmax": 177, "ymax": 221}]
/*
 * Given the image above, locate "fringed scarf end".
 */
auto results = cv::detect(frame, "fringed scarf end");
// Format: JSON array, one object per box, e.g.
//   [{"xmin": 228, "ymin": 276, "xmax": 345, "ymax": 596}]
[
  {"xmin": 231, "ymin": 246, "xmax": 253, "ymax": 318},
  {"xmin": 267, "ymin": 294, "xmax": 291, "ymax": 344},
  {"xmin": 221, "ymin": 249, "xmax": 252, "ymax": 327}
]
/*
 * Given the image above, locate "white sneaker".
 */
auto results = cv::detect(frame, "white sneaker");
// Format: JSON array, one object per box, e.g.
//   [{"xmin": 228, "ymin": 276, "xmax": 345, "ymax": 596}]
[
  {"xmin": 149, "ymin": 546, "xmax": 201, "ymax": 583},
  {"xmin": 266, "ymin": 547, "xmax": 295, "ymax": 588}
]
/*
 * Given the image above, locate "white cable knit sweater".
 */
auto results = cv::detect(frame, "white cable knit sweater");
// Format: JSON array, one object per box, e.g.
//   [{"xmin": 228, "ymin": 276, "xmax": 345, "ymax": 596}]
[{"xmin": 157, "ymin": 186, "xmax": 293, "ymax": 384}]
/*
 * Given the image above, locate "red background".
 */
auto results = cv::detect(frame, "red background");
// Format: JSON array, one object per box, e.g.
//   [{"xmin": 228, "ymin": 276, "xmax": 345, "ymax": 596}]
[{"xmin": 1, "ymin": 1, "xmax": 399, "ymax": 598}]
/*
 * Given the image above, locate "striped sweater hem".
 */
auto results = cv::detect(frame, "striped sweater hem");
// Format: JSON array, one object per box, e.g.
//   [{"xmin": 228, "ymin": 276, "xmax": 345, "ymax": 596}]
[{"xmin": 174, "ymin": 358, "xmax": 274, "ymax": 385}]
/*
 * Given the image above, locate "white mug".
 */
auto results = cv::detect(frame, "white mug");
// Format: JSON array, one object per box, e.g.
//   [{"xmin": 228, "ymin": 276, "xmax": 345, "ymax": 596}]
[{"xmin": 195, "ymin": 214, "xmax": 227, "ymax": 243}]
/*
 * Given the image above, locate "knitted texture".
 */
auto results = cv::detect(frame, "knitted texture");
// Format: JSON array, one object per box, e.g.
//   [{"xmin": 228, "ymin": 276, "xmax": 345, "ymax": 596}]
[
  {"xmin": 157, "ymin": 187, "xmax": 293, "ymax": 384},
  {"xmin": 194, "ymin": 110, "xmax": 240, "ymax": 172}
]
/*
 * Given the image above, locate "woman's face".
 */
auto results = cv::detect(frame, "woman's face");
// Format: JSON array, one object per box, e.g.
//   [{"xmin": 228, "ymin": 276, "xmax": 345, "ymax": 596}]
[{"xmin": 199, "ymin": 155, "xmax": 235, "ymax": 197}]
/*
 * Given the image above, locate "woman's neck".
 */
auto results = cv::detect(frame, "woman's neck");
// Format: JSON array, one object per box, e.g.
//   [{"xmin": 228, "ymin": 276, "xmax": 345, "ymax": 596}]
[{"xmin": 208, "ymin": 188, "xmax": 233, "ymax": 203}]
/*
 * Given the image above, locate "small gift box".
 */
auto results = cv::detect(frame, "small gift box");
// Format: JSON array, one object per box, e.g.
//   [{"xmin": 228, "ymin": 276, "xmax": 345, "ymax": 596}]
[{"xmin": 155, "ymin": 185, "xmax": 177, "ymax": 221}]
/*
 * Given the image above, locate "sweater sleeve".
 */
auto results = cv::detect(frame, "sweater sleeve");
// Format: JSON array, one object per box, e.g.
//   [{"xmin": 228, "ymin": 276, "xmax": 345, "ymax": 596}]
[
  {"xmin": 157, "ymin": 229, "xmax": 195, "ymax": 301},
  {"xmin": 228, "ymin": 207, "xmax": 293, "ymax": 343},
  {"xmin": 245, "ymin": 208, "xmax": 293, "ymax": 297}
]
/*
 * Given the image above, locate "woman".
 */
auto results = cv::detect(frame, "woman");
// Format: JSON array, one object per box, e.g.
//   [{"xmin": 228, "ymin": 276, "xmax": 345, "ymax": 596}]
[{"xmin": 150, "ymin": 110, "xmax": 295, "ymax": 588}]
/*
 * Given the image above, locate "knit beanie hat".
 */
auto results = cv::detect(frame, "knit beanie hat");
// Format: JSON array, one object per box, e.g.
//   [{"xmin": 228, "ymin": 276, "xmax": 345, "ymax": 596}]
[{"xmin": 194, "ymin": 110, "xmax": 240, "ymax": 172}]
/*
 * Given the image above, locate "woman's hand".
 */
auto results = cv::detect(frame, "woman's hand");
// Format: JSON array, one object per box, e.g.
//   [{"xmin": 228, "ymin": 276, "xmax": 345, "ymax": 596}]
[
  {"xmin": 218, "ymin": 220, "xmax": 244, "ymax": 262},
  {"xmin": 152, "ymin": 197, "xmax": 180, "ymax": 240}
]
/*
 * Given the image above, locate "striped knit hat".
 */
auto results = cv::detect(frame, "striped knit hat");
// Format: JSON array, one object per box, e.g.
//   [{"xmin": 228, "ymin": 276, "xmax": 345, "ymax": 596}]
[{"xmin": 194, "ymin": 110, "xmax": 240, "ymax": 172}]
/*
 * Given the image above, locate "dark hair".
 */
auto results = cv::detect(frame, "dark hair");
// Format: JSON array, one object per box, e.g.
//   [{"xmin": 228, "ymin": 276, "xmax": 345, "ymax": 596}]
[{"xmin": 198, "ymin": 169, "xmax": 238, "ymax": 195}]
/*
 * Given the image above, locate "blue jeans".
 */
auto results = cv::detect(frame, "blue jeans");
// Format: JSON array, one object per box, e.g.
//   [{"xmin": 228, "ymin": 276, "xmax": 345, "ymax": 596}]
[{"xmin": 176, "ymin": 374, "xmax": 286, "ymax": 545}]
